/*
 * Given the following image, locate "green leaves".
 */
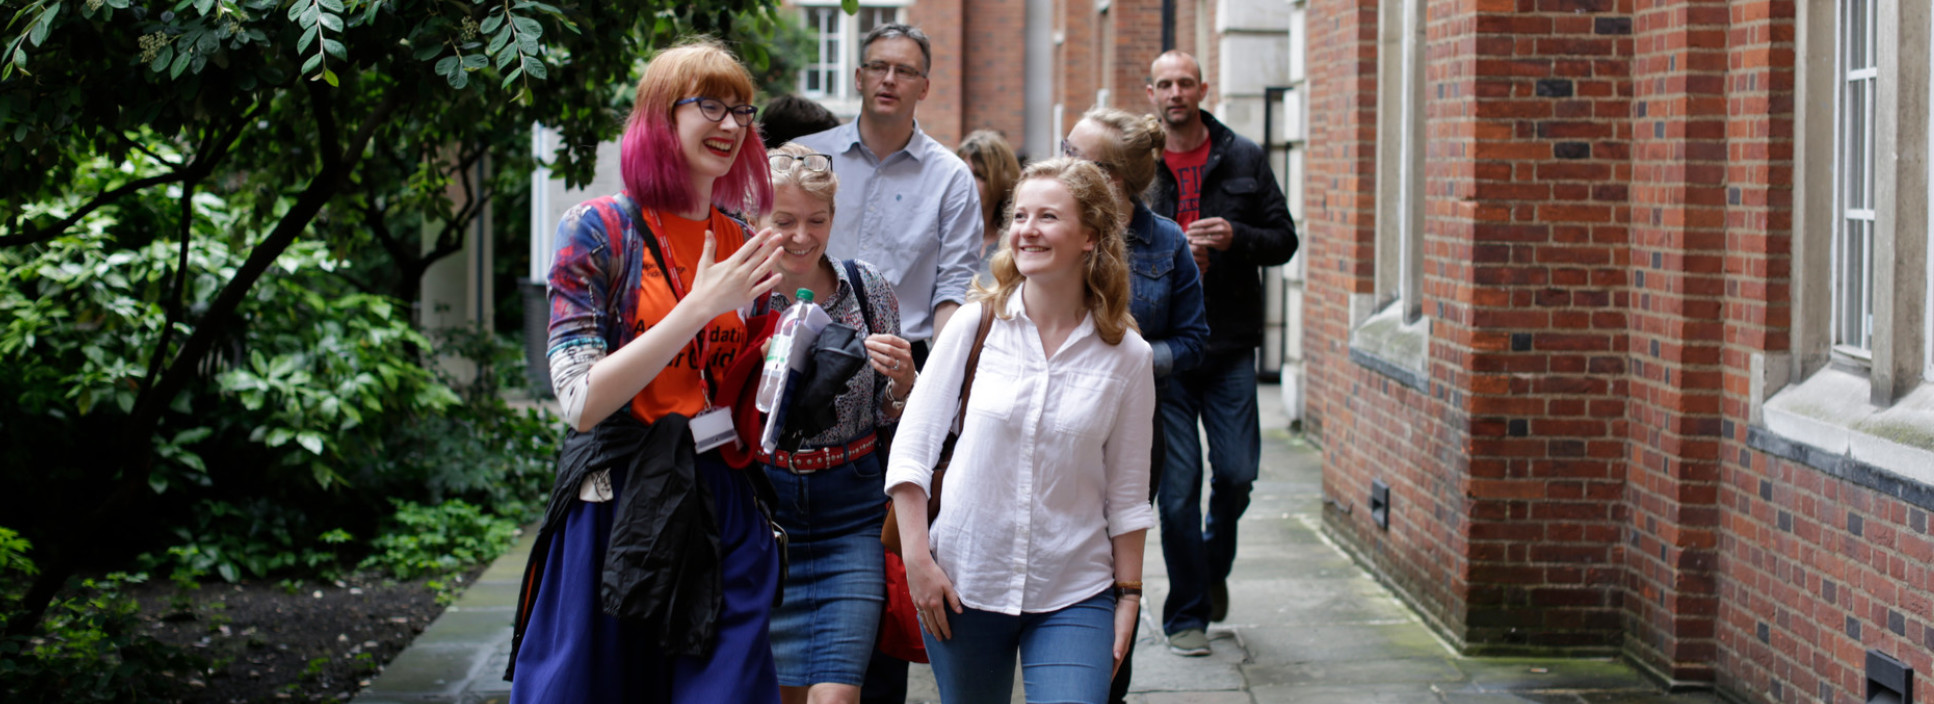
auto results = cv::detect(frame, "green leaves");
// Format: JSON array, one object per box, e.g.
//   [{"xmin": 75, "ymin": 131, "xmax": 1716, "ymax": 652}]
[{"xmin": 291, "ymin": 0, "xmax": 344, "ymax": 84}]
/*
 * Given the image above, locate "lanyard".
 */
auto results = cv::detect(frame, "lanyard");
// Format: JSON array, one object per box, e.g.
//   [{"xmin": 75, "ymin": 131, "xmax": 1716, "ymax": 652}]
[{"xmin": 638, "ymin": 206, "xmax": 718, "ymax": 407}]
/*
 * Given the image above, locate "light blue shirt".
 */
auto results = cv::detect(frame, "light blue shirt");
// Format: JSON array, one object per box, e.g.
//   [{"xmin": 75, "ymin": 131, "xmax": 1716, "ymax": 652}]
[{"xmin": 797, "ymin": 121, "xmax": 983, "ymax": 342}]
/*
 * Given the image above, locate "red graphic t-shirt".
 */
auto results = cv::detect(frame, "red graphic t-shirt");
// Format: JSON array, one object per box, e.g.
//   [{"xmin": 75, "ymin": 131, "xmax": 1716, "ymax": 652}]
[{"xmin": 1163, "ymin": 137, "xmax": 1213, "ymax": 230}]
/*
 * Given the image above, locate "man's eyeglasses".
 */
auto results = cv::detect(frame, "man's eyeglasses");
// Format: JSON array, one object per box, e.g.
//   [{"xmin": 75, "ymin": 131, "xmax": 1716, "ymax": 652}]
[
  {"xmin": 860, "ymin": 61, "xmax": 926, "ymax": 81},
  {"xmin": 675, "ymin": 97, "xmax": 759, "ymax": 127},
  {"xmin": 770, "ymin": 153, "xmax": 833, "ymax": 173}
]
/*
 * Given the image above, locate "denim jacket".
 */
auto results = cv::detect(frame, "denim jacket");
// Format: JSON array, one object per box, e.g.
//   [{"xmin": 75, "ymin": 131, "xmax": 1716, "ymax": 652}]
[{"xmin": 1126, "ymin": 201, "xmax": 1209, "ymax": 382}]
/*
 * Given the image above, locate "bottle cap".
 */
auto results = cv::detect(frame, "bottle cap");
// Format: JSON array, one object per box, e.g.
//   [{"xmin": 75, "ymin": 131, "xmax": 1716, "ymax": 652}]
[{"xmin": 796, "ymin": 288, "xmax": 814, "ymax": 303}]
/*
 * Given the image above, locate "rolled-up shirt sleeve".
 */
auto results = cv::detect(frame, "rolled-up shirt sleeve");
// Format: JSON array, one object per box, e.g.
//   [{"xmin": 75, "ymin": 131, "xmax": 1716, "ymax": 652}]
[
  {"xmin": 1103, "ymin": 343, "xmax": 1158, "ymax": 538},
  {"xmin": 884, "ymin": 301, "xmax": 982, "ymax": 499}
]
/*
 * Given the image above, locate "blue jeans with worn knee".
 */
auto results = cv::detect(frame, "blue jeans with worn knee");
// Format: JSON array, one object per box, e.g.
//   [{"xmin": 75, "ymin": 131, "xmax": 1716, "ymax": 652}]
[
  {"xmin": 1156, "ymin": 350, "xmax": 1259, "ymax": 636},
  {"xmin": 923, "ymin": 591, "xmax": 1116, "ymax": 704}
]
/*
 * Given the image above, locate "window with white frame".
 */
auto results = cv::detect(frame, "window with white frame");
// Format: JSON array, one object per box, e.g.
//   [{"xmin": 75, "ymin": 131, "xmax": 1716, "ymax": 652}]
[
  {"xmin": 1758, "ymin": 0, "xmax": 1932, "ymax": 481},
  {"xmin": 798, "ymin": 3, "xmax": 904, "ymax": 102},
  {"xmin": 1834, "ymin": 0, "xmax": 1876, "ymax": 358}
]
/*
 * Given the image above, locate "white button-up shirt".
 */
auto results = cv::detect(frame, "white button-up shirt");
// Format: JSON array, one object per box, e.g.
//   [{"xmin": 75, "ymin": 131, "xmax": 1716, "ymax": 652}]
[{"xmin": 885, "ymin": 294, "xmax": 1157, "ymax": 615}]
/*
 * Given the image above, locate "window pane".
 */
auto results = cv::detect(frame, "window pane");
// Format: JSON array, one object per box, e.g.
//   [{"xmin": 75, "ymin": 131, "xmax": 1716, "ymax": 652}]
[
  {"xmin": 1847, "ymin": 0, "xmax": 1869, "ymax": 70},
  {"xmin": 1848, "ymin": 79, "xmax": 1868, "ymax": 208},
  {"xmin": 1837, "ymin": 218, "xmax": 1874, "ymax": 351}
]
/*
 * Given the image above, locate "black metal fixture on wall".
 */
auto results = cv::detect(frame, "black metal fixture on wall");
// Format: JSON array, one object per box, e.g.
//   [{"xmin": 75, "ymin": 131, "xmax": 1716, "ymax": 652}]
[{"xmin": 1867, "ymin": 650, "xmax": 1913, "ymax": 704}]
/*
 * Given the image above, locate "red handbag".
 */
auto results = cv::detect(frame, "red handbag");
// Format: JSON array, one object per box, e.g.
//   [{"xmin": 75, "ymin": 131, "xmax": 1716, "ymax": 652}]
[{"xmin": 877, "ymin": 548, "xmax": 930, "ymax": 663}]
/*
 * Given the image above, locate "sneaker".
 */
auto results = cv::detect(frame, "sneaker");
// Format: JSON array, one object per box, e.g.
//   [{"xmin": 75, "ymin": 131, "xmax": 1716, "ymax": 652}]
[
  {"xmin": 1167, "ymin": 628, "xmax": 1211, "ymax": 657},
  {"xmin": 1209, "ymin": 579, "xmax": 1229, "ymax": 623}
]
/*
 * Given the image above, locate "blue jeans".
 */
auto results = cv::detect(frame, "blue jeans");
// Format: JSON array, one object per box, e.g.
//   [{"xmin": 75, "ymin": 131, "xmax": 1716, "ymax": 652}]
[
  {"xmin": 923, "ymin": 590, "xmax": 1117, "ymax": 704},
  {"xmin": 1156, "ymin": 351, "xmax": 1259, "ymax": 636}
]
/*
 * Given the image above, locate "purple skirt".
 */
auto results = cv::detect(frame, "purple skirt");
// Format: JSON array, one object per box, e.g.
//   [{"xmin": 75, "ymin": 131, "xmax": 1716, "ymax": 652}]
[{"xmin": 509, "ymin": 454, "xmax": 780, "ymax": 703}]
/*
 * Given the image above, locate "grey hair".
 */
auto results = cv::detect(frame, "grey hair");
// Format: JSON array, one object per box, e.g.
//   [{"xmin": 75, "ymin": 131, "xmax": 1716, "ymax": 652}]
[{"xmin": 861, "ymin": 23, "xmax": 933, "ymax": 73}]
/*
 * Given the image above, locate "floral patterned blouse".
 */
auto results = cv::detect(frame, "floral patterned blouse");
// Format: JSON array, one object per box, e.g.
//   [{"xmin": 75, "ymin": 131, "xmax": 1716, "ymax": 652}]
[{"xmin": 764, "ymin": 256, "xmax": 903, "ymax": 449}]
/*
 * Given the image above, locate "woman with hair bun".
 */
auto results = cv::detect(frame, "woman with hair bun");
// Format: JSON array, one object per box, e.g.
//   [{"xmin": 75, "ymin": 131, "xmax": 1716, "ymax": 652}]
[
  {"xmin": 1062, "ymin": 105, "xmax": 1209, "ymax": 703},
  {"xmin": 885, "ymin": 157, "xmax": 1157, "ymax": 704},
  {"xmin": 511, "ymin": 40, "xmax": 786, "ymax": 703}
]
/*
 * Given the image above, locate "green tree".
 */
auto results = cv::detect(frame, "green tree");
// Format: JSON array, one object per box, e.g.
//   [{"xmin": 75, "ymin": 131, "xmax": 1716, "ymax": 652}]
[{"xmin": 0, "ymin": 0, "xmax": 805, "ymax": 638}]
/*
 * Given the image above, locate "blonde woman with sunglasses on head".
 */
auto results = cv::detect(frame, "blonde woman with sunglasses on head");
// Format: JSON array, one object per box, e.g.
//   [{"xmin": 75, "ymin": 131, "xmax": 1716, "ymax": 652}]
[{"xmin": 756, "ymin": 143, "xmax": 918, "ymax": 704}]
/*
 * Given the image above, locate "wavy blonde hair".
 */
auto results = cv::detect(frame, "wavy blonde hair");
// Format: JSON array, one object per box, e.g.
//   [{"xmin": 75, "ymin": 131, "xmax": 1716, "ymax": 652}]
[{"xmin": 972, "ymin": 158, "xmax": 1137, "ymax": 345}]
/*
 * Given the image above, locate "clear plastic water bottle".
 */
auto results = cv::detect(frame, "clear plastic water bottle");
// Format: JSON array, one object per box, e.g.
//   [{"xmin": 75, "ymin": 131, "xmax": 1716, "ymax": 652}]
[{"xmin": 756, "ymin": 289, "xmax": 830, "ymax": 412}]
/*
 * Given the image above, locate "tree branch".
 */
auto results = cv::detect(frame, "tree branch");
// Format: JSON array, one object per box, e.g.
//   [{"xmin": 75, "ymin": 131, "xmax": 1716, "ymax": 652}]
[{"xmin": 0, "ymin": 170, "xmax": 194, "ymax": 247}]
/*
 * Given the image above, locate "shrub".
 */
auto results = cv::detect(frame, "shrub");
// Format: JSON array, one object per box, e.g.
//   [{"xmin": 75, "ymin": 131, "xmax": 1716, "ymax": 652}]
[{"xmin": 0, "ymin": 528, "xmax": 207, "ymax": 703}]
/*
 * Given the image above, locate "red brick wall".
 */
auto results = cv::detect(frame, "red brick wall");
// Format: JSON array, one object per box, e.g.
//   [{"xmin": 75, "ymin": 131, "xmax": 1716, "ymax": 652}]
[
  {"xmin": 1305, "ymin": 0, "xmax": 1475, "ymax": 641},
  {"xmin": 1308, "ymin": 0, "xmax": 1934, "ymax": 700},
  {"xmin": 906, "ymin": 0, "xmax": 965, "ymax": 146},
  {"xmin": 961, "ymin": 0, "xmax": 1028, "ymax": 145}
]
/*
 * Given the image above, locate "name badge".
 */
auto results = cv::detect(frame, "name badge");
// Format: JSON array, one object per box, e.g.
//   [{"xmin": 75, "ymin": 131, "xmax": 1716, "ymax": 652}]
[{"xmin": 690, "ymin": 406, "xmax": 738, "ymax": 453}]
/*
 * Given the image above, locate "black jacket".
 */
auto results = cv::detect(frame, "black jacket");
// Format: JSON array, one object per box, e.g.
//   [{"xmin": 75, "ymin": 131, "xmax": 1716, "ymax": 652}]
[
  {"xmin": 1147, "ymin": 110, "xmax": 1300, "ymax": 356},
  {"xmin": 507, "ymin": 412, "xmax": 721, "ymax": 680}
]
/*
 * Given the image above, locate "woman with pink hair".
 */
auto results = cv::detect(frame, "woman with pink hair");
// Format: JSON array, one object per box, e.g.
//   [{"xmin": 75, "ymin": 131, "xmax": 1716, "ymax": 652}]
[{"xmin": 509, "ymin": 40, "xmax": 786, "ymax": 702}]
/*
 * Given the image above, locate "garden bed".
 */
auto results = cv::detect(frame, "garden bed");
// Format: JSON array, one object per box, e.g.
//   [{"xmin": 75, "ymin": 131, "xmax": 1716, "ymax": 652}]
[{"xmin": 128, "ymin": 564, "xmax": 485, "ymax": 704}]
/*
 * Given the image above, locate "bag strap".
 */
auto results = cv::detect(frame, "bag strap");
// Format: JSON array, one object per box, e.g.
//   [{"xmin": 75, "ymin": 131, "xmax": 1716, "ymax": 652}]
[
  {"xmin": 587, "ymin": 195, "xmax": 676, "ymax": 329},
  {"xmin": 953, "ymin": 302, "xmax": 997, "ymax": 423},
  {"xmin": 842, "ymin": 259, "xmax": 883, "ymax": 337}
]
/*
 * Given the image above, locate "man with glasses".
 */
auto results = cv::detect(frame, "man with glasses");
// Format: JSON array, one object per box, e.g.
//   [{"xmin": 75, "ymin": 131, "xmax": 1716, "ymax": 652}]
[{"xmin": 797, "ymin": 23, "xmax": 983, "ymax": 369}]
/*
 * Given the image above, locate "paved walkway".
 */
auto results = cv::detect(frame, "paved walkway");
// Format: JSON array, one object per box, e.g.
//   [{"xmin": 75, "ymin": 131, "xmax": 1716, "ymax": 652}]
[{"xmin": 356, "ymin": 385, "xmax": 1723, "ymax": 704}]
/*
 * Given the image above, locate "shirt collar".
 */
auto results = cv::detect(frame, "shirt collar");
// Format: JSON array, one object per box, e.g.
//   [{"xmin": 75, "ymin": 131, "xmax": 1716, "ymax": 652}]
[
  {"xmin": 834, "ymin": 119, "xmax": 932, "ymax": 164},
  {"xmin": 1005, "ymin": 283, "xmax": 1098, "ymax": 347},
  {"xmin": 1126, "ymin": 202, "xmax": 1155, "ymax": 244}
]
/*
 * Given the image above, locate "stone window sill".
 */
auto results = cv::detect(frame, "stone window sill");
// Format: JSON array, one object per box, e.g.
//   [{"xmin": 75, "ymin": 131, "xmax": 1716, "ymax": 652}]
[
  {"xmin": 1349, "ymin": 302, "xmax": 1429, "ymax": 392},
  {"xmin": 1755, "ymin": 367, "xmax": 1934, "ymax": 509}
]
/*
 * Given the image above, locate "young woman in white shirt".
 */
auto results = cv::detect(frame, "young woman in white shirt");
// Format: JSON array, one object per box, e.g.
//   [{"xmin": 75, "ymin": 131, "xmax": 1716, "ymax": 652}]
[{"xmin": 883, "ymin": 158, "xmax": 1157, "ymax": 704}]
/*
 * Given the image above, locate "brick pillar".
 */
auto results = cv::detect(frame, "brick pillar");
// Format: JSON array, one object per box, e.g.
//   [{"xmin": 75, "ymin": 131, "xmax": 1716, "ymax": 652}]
[
  {"xmin": 1448, "ymin": 0, "xmax": 1636, "ymax": 652},
  {"xmin": 1620, "ymin": 0, "xmax": 1728, "ymax": 684},
  {"xmin": 1712, "ymin": 0, "xmax": 1796, "ymax": 696}
]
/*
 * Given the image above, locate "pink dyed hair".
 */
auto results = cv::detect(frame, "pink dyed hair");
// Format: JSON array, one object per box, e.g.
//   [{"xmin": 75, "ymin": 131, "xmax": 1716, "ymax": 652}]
[{"xmin": 620, "ymin": 41, "xmax": 774, "ymax": 217}]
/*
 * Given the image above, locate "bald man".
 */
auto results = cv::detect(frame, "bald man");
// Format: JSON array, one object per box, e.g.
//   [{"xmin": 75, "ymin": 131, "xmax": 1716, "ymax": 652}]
[{"xmin": 1143, "ymin": 50, "xmax": 1299, "ymax": 658}]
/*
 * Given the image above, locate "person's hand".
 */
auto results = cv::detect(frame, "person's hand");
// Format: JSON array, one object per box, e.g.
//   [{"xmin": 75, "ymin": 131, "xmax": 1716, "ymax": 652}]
[
  {"xmin": 686, "ymin": 227, "xmax": 784, "ymax": 319},
  {"xmin": 1112, "ymin": 593, "xmax": 1139, "ymax": 678},
  {"xmin": 1191, "ymin": 242, "xmax": 1212, "ymax": 276},
  {"xmin": 865, "ymin": 334, "xmax": 917, "ymax": 390},
  {"xmin": 1186, "ymin": 217, "xmax": 1234, "ymax": 252},
  {"xmin": 905, "ymin": 551, "xmax": 963, "ymax": 640}
]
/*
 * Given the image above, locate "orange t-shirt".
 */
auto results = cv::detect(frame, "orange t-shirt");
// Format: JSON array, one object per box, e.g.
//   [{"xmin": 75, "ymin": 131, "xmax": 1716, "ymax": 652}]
[{"xmin": 626, "ymin": 208, "xmax": 750, "ymax": 423}]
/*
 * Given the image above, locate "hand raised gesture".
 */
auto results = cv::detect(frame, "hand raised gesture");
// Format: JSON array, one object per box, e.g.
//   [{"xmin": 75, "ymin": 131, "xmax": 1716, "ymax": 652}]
[{"xmin": 684, "ymin": 227, "xmax": 785, "ymax": 319}]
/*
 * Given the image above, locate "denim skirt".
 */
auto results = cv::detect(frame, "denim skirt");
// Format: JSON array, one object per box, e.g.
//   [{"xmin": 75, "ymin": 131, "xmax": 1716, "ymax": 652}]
[{"xmin": 762, "ymin": 451, "xmax": 889, "ymax": 687}]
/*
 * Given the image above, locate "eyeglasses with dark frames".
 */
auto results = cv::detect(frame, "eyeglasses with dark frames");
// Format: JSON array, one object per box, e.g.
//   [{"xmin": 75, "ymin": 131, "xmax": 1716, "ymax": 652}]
[
  {"xmin": 1060, "ymin": 138, "xmax": 1113, "ymax": 171},
  {"xmin": 675, "ymin": 97, "xmax": 759, "ymax": 127},
  {"xmin": 859, "ymin": 61, "xmax": 926, "ymax": 81},
  {"xmin": 769, "ymin": 153, "xmax": 833, "ymax": 173}
]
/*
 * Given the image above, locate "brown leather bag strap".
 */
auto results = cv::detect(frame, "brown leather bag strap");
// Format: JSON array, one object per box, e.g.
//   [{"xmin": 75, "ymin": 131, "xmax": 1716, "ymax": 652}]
[{"xmin": 953, "ymin": 302, "xmax": 998, "ymax": 418}]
